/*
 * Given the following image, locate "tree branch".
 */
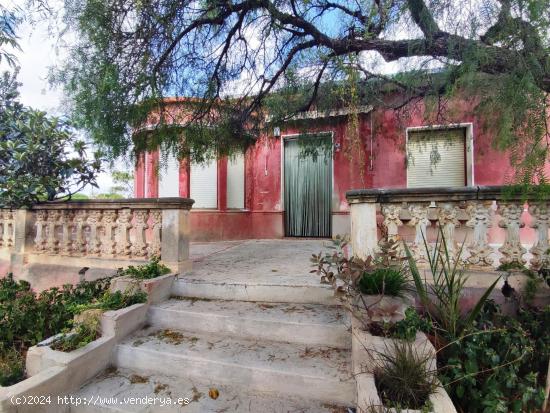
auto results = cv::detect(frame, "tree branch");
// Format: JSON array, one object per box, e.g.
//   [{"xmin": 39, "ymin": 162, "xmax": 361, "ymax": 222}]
[{"xmin": 406, "ymin": 0, "xmax": 441, "ymax": 38}]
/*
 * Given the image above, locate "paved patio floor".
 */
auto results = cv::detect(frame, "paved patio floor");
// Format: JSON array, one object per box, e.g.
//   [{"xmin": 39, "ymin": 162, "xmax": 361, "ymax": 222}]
[{"xmin": 187, "ymin": 239, "xmax": 331, "ymax": 286}]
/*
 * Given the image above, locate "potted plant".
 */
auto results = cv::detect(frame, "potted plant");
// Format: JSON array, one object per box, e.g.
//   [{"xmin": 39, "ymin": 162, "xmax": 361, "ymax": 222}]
[
  {"xmin": 371, "ymin": 341, "xmax": 440, "ymax": 412},
  {"xmin": 311, "ymin": 236, "xmax": 413, "ymax": 329}
]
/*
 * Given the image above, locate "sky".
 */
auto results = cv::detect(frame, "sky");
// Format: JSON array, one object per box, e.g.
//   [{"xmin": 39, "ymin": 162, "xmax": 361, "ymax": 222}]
[{"xmin": 1, "ymin": 0, "xmax": 128, "ymax": 196}]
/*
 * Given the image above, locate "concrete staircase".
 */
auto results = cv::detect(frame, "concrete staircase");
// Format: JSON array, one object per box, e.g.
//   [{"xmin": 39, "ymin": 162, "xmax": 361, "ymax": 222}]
[{"xmin": 71, "ymin": 276, "xmax": 354, "ymax": 412}]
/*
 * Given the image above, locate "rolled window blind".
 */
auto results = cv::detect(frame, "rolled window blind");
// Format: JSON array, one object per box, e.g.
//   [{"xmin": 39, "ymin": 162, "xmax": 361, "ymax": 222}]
[
  {"xmin": 227, "ymin": 153, "xmax": 245, "ymax": 209},
  {"xmin": 190, "ymin": 159, "xmax": 218, "ymax": 208},
  {"xmin": 158, "ymin": 153, "xmax": 180, "ymax": 197},
  {"xmin": 407, "ymin": 128, "xmax": 466, "ymax": 188}
]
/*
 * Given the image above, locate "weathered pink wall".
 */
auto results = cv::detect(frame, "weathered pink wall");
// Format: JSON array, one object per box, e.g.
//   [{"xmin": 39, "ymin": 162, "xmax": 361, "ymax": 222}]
[
  {"xmin": 135, "ymin": 97, "xmax": 537, "ymax": 241},
  {"xmin": 190, "ymin": 211, "xmax": 284, "ymax": 241},
  {"xmin": 369, "ymin": 99, "xmax": 516, "ymax": 188}
]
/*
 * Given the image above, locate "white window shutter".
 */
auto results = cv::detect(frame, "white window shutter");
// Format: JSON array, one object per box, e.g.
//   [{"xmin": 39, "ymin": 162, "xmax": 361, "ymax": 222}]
[
  {"xmin": 190, "ymin": 160, "xmax": 218, "ymax": 208},
  {"xmin": 158, "ymin": 153, "xmax": 180, "ymax": 197},
  {"xmin": 407, "ymin": 128, "xmax": 466, "ymax": 188},
  {"xmin": 227, "ymin": 153, "xmax": 245, "ymax": 209}
]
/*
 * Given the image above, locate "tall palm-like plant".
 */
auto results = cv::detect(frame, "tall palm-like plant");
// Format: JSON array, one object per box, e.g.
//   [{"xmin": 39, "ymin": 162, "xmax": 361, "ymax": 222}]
[{"xmin": 404, "ymin": 228, "xmax": 499, "ymax": 340}]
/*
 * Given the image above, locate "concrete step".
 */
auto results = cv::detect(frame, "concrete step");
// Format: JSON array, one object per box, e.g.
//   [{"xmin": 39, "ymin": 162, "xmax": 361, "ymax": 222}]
[
  {"xmin": 148, "ymin": 298, "xmax": 350, "ymax": 348},
  {"xmin": 113, "ymin": 327, "xmax": 355, "ymax": 406},
  {"xmin": 172, "ymin": 277, "xmax": 336, "ymax": 304},
  {"xmin": 71, "ymin": 367, "xmax": 351, "ymax": 413}
]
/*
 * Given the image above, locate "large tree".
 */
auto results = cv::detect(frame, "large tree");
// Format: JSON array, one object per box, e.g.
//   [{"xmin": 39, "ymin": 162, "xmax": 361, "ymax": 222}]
[
  {"xmin": 0, "ymin": 71, "xmax": 102, "ymax": 208},
  {"xmin": 59, "ymin": 0, "xmax": 549, "ymax": 179},
  {"xmin": 0, "ymin": 2, "xmax": 101, "ymax": 208}
]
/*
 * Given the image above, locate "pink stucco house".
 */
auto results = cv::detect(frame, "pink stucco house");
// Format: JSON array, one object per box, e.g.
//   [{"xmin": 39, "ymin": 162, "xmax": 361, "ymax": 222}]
[{"xmin": 134, "ymin": 95, "xmax": 532, "ymax": 241}]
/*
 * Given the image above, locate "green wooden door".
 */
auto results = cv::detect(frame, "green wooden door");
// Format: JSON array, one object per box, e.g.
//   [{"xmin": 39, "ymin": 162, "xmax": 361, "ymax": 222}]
[{"xmin": 284, "ymin": 136, "xmax": 332, "ymax": 237}]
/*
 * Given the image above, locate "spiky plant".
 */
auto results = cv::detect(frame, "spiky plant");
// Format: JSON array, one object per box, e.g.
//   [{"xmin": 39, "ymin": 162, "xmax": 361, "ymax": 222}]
[
  {"xmin": 404, "ymin": 227, "xmax": 499, "ymax": 340},
  {"xmin": 374, "ymin": 341, "xmax": 438, "ymax": 410},
  {"xmin": 358, "ymin": 267, "xmax": 411, "ymax": 297}
]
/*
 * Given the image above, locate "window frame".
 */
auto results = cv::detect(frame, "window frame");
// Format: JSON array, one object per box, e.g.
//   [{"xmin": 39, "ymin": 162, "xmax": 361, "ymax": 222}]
[{"xmin": 405, "ymin": 123, "xmax": 474, "ymax": 188}]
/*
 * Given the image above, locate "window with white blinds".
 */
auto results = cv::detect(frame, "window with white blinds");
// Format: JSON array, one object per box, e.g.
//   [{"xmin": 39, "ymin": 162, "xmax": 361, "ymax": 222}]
[
  {"xmin": 190, "ymin": 159, "xmax": 218, "ymax": 208},
  {"xmin": 407, "ymin": 128, "xmax": 466, "ymax": 188},
  {"xmin": 227, "ymin": 153, "xmax": 245, "ymax": 209},
  {"xmin": 158, "ymin": 153, "xmax": 180, "ymax": 197}
]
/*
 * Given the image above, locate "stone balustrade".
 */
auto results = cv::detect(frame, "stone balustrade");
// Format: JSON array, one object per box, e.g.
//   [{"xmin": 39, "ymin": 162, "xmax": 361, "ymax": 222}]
[
  {"xmin": 0, "ymin": 198, "xmax": 194, "ymax": 289},
  {"xmin": 346, "ymin": 186, "xmax": 549, "ymax": 270}
]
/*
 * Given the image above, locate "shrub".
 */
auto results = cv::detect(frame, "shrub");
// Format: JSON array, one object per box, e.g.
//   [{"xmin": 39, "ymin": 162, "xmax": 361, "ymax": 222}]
[
  {"xmin": 367, "ymin": 308, "xmax": 433, "ymax": 341},
  {"xmin": 358, "ymin": 267, "xmax": 409, "ymax": 297},
  {"xmin": 374, "ymin": 341, "xmax": 438, "ymax": 410},
  {"xmin": 0, "ymin": 346, "xmax": 24, "ymax": 386},
  {"xmin": 51, "ymin": 318, "xmax": 100, "ymax": 353},
  {"xmin": 390, "ymin": 308, "xmax": 433, "ymax": 341},
  {"xmin": 403, "ymin": 230, "xmax": 547, "ymax": 412},
  {"xmin": 0, "ymin": 275, "xmax": 30, "ymax": 302},
  {"xmin": 71, "ymin": 290, "xmax": 147, "ymax": 314},
  {"xmin": 0, "ymin": 274, "xmax": 109, "ymax": 385},
  {"xmin": 0, "ymin": 274, "xmax": 110, "ymax": 350},
  {"xmin": 438, "ymin": 305, "xmax": 548, "ymax": 412},
  {"xmin": 118, "ymin": 257, "xmax": 171, "ymax": 280}
]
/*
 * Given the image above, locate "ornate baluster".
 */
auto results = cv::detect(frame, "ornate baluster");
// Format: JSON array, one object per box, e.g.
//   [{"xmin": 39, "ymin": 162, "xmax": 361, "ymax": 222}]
[
  {"xmin": 73, "ymin": 210, "xmax": 88, "ymax": 255},
  {"xmin": 436, "ymin": 203, "xmax": 461, "ymax": 258},
  {"xmin": 465, "ymin": 201, "xmax": 494, "ymax": 268},
  {"xmin": 148, "ymin": 210, "xmax": 162, "ymax": 257},
  {"xmin": 87, "ymin": 210, "xmax": 103, "ymax": 256},
  {"xmin": 115, "ymin": 209, "xmax": 132, "ymax": 257},
  {"xmin": 59, "ymin": 210, "xmax": 74, "ymax": 255},
  {"xmin": 34, "ymin": 211, "xmax": 47, "ymax": 253},
  {"xmin": 380, "ymin": 203, "xmax": 404, "ymax": 257},
  {"xmin": 381, "ymin": 204, "xmax": 403, "ymax": 242},
  {"xmin": 2, "ymin": 210, "xmax": 14, "ymax": 247},
  {"xmin": 407, "ymin": 204, "xmax": 430, "ymax": 263},
  {"xmin": 132, "ymin": 209, "xmax": 148, "ymax": 257},
  {"xmin": 101, "ymin": 210, "xmax": 117, "ymax": 257},
  {"xmin": 498, "ymin": 202, "xmax": 526, "ymax": 266},
  {"xmin": 45, "ymin": 210, "xmax": 61, "ymax": 254},
  {"xmin": 528, "ymin": 202, "xmax": 550, "ymax": 269}
]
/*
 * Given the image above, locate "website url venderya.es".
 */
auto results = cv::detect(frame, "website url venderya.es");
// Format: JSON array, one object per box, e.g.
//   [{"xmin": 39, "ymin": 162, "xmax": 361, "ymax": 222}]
[{"xmin": 10, "ymin": 395, "xmax": 191, "ymax": 407}]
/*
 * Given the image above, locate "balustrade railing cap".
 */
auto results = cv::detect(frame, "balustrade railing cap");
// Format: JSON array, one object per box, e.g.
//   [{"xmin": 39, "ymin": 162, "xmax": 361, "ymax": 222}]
[
  {"xmin": 477, "ymin": 186, "xmax": 505, "ymax": 200},
  {"xmin": 30, "ymin": 197, "xmax": 195, "ymax": 210},
  {"xmin": 346, "ymin": 186, "xmax": 479, "ymax": 203}
]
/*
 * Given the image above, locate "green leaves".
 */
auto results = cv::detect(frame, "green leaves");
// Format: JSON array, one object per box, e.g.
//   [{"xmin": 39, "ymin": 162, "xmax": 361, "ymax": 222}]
[
  {"xmin": 70, "ymin": 289, "xmax": 147, "ymax": 315},
  {"xmin": 118, "ymin": 256, "xmax": 171, "ymax": 280},
  {"xmin": 438, "ymin": 305, "xmax": 549, "ymax": 412},
  {"xmin": 0, "ymin": 71, "xmax": 102, "ymax": 208},
  {"xmin": 0, "ymin": 274, "xmax": 111, "ymax": 384},
  {"xmin": 358, "ymin": 267, "xmax": 410, "ymax": 297},
  {"xmin": 0, "ymin": 346, "xmax": 24, "ymax": 386}
]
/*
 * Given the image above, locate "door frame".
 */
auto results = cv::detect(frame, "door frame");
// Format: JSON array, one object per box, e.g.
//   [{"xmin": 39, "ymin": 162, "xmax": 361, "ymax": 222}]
[
  {"xmin": 405, "ymin": 123, "xmax": 474, "ymax": 187},
  {"xmin": 280, "ymin": 131, "xmax": 335, "ymax": 237}
]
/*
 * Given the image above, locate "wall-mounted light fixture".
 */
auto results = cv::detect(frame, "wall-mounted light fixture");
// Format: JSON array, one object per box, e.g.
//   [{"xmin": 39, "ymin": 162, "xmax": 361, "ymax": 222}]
[
  {"xmin": 273, "ymin": 127, "xmax": 281, "ymax": 137},
  {"xmin": 334, "ymin": 142, "xmax": 341, "ymax": 152}
]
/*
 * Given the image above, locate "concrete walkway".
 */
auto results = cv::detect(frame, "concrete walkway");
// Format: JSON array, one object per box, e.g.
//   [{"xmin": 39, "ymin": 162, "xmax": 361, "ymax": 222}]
[{"xmin": 188, "ymin": 239, "xmax": 330, "ymax": 286}]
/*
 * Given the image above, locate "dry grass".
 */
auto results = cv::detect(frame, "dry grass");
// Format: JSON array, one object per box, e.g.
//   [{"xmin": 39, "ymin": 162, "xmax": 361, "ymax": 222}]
[
  {"xmin": 154, "ymin": 383, "xmax": 168, "ymax": 394},
  {"xmin": 129, "ymin": 374, "xmax": 149, "ymax": 384},
  {"xmin": 156, "ymin": 329, "xmax": 199, "ymax": 345}
]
